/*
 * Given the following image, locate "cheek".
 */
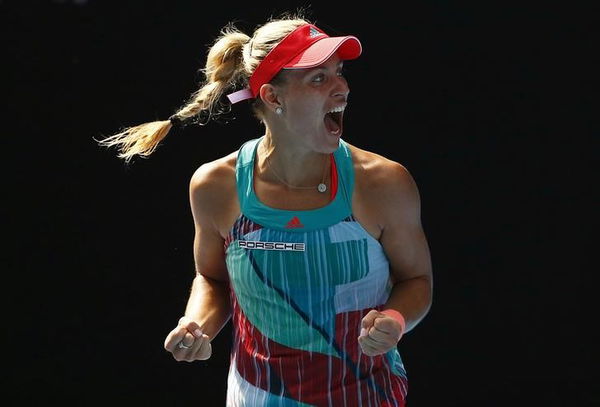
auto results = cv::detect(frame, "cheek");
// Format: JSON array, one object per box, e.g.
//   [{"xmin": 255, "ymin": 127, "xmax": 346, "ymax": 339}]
[{"xmin": 289, "ymin": 100, "xmax": 322, "ymax": 124}]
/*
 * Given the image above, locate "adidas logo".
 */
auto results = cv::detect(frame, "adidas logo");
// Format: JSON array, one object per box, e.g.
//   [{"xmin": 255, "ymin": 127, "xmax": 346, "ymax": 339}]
[
  {"xmin": 309, "ymin": 27, "xmax": 324, "ymax": 38},
  {"xmin": 285, "ymin": 216, "xmax": 304, "ymax": 228}
]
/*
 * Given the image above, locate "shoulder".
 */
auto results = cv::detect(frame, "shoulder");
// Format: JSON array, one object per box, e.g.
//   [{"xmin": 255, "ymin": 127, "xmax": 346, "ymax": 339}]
[
  {"xmin": 189, "ymin": 150, "xmax": 238, "ymax": 224},
  {"xmin": 190, "ymin": 150, "xmax": 237, "ymax": 192},
  {"xmin": 346, "ymin": 142, "xmax": 421, "ymax": 226},
  {"xmin": 346, "ymin": 142, "xmax": 418, "ymax": 196}
]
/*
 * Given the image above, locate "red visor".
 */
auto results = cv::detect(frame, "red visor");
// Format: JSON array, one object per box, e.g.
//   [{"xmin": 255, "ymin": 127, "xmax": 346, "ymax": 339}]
[{"xmin": 227, "ymin": 24, "xmax": 362, "ymax": 104}]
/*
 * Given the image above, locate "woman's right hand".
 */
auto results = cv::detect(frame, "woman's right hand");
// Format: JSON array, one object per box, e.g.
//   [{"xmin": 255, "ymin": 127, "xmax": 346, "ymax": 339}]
[{"xmin": 163, "ymin": 316, "xmax": 212, "ymax": 361}]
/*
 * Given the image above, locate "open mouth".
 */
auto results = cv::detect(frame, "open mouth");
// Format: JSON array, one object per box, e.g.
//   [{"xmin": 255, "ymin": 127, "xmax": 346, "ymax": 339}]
[{"xmin": 324, "ymin": 105, "xmax": 345, "ymax": 135}]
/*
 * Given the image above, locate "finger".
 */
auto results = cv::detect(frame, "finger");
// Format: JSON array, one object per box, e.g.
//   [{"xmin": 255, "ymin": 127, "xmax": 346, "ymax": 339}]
[
  {"xmin": 373, "ymin": 314, "xmax": 402, "ymax": 333},
  {"xmin": 361, "ymin": 332, "xmax": 398, "ymax": 356},
  {"xmin": 194, "ymin": 334, "xmax": 213, "ymax": 360},
  {"xmin": 365, "ymin": 327, "xmax": 390, "ymax": 343},
  {"xmin": 179, "ymin": 318, "xmax": 204, "ymax": 339},
  {"xmin": 164, "ymin": 325, "xmax": 191, "ymax": 352},
  {"xmin": 361, "ymin": 309, "xmax": 382, "ymax": 330},
  {"xmin": 374, "ymin": 316, "xmax": 402, "ymax": 340},
  {"xmin": 178, "ymin": 331, "xmax": 196, "ymax": 349},
  {"xmin": 361, "ymin": 332, "xmax": 387, "ymax": 349},
  {"xmin": 172, "ymin": 334, "xmax": 197, "ymax": 362},
  {"xmin": 173, "ymin": 332, "xmax": 200, "ymax": 362},
  {"xmin": 358, "ymin": 336, "xmax": 381, "ymax": 356},
  {"xmin": 179, "ymin": 334, "xmax": 211, "ymax": 362},
  {"xmin": 358, "ymin": 334, "xmax": 380, "ymax": 349}
]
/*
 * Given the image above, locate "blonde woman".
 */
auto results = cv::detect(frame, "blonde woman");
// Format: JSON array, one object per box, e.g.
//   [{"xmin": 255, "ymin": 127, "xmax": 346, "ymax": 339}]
[{"xmin": 98, "ymin": 12, "xmax": 433, "ymax": 407}]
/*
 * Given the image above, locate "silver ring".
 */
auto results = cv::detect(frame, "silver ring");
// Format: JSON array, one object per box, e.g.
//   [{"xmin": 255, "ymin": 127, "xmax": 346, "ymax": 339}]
[{"xmin": 178, "ymin": 341, "xmax": 192, "ymax": 349}]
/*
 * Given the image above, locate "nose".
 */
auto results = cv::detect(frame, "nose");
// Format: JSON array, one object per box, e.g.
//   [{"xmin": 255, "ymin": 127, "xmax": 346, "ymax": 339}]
[{"xmin": 331, "ymin": 75, "xmax": 350, "ymax": 100}]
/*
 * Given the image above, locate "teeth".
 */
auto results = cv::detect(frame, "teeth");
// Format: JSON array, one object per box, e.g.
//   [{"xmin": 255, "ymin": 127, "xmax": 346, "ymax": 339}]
[{"xmin": 327, "ymin": 105, "xmax": 346, "ymax": 114}]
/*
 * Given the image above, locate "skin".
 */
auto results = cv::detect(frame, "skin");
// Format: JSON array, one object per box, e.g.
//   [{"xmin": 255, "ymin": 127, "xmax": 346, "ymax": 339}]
[{"xmin": 163, "ymin": 53, "xmax": 433, "ymax": 361}]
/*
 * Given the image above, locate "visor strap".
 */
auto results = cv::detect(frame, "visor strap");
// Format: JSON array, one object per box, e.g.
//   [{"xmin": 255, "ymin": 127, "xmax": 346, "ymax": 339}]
[{"xmin": 226, "ymin": 88, "xmax": 254, "ymax": 104}]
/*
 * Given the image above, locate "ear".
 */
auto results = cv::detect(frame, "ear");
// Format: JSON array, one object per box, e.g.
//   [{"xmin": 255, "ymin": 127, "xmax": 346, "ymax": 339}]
[{"xmin": 258, "ymin": 84, "xmax": 283, "ymax": 112}]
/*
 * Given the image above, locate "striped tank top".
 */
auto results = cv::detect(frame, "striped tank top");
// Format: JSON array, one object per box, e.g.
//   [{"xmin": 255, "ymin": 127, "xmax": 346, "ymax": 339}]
[{"xmin": 224, "ymin": 136, "xmax": 408, "ymax": 406}]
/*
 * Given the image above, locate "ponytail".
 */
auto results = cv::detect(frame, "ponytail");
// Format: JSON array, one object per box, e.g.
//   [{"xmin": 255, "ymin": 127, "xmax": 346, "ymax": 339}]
[
  {"xmin": 96, "ymin": 14, "xmax": 310, "ymax": 163},
  {"xmin": 96, "ymin": 25, "xmax": 251, "ymax": 163}
]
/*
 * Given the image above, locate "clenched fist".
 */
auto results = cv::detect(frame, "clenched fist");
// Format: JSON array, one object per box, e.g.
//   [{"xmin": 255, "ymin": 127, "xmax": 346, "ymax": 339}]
[
  {"xmin": 358, "ymin": 309, "xmax": 405, "ymax": 357},
  {"xmin": 164, "ymin": 316, "xmax": 212, "ymax": 362}
]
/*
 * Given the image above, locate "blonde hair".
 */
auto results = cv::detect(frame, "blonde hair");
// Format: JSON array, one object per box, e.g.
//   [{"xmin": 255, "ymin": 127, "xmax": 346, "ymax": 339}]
[{"xmin": 96, "ymin": 13, "xmax": 311, "ymax": 163}]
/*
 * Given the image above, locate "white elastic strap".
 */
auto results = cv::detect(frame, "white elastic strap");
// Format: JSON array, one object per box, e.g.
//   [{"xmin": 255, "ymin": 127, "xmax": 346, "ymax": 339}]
[{"xmin": 226, "ymin": 88, "xmax": 254, "ymax": 104}]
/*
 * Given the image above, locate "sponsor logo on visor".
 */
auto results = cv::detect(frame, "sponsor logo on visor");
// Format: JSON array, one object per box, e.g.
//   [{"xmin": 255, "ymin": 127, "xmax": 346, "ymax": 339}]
[
  {"xmin": 309, "ymin": 27, "xmax": 325, "ymax": 38},
  {"xmin": 238, "ymin": 240, "xmax": 305, "ymax": 252}
]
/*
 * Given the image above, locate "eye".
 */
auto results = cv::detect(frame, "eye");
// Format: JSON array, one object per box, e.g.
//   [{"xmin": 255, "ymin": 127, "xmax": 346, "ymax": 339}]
[{"xmin": 312, "ymin": 73, "xmax": 325, "ymax": 83}]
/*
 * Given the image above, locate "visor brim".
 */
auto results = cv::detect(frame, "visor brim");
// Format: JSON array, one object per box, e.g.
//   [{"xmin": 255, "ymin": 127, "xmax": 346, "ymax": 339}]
[{"xmin": 283, "ymin": 36, "xmax": 362, "ymax": 69}]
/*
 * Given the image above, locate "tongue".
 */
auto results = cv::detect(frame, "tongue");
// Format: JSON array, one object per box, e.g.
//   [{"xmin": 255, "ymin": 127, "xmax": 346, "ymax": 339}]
[{"xmin": 324, "ymin": 113, "xmax": 340, "ymax": 134}]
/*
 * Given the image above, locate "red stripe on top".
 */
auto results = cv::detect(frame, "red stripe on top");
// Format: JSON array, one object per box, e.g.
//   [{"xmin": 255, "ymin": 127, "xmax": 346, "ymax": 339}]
[{"xmin": 330, "ymin": 153, "xmax": 338, "ymax": 201}]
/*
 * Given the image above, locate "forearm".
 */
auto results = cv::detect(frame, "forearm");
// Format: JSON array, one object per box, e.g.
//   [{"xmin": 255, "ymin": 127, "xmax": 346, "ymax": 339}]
[
  {"xmin": 184, "ymin": 273, "xmax": 232, "ymax": 341},
  {"xmin": 384, "ymin": 276, "xmax": 432, "ymax": 333}
]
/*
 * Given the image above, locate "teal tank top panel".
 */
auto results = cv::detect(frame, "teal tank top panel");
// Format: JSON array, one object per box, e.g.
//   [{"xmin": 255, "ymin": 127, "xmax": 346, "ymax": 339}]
[{"xmin": 235, "ymin": 135, "xmax": 354, "ymax": 231}]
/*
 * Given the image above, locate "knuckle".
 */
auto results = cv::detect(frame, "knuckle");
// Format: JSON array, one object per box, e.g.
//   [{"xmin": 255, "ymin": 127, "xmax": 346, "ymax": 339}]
[
  {"xmin": 200, "ymin": 348, "xmax": 211, "ymax": 360},
  {"xmin": 374, "ymin": 318, "xmax": 388, "ymax": 329}
]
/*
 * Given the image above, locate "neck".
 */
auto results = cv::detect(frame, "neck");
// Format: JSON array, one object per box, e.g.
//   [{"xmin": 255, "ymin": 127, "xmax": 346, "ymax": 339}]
[{"xmin": 259, "ymin": 136, "xmax": 330, "ymax": 189}]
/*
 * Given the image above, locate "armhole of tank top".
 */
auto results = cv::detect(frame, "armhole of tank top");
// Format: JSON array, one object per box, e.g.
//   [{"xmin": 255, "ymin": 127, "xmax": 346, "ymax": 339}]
[
  {"xmin": 336, "ymin": 139, "xmax": 355, "ymax": 215},
  {"xmin": 235, "ymin": 137, "xmax": 263, "ymax": 216}
]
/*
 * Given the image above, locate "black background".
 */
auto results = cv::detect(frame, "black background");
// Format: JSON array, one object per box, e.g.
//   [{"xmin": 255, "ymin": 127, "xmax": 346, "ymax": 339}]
[{"xmin": 4, "ymin": 0, "xmax": 597, "ymax": 406}]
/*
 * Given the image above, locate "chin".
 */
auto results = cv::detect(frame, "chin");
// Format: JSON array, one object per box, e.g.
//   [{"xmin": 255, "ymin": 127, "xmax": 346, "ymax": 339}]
[{"xmin": 323, "ymin": 130, "xmax": 342, "ymax": 152}]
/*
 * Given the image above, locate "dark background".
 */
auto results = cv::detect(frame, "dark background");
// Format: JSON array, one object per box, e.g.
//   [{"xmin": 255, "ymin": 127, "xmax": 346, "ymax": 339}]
[{"xmin": 4, "ymin": 0, "xmax": 597, "ymax": 406}]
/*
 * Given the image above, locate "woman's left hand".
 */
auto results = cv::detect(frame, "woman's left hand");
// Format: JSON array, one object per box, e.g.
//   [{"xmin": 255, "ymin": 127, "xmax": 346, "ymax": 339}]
[{"xmin": 358, "ymin": 309, "xmax": 404, "ymax": 356}]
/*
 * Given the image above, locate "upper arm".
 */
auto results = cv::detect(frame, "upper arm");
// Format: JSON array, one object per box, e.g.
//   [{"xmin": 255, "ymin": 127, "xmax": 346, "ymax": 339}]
[
  {"xmin": 189, "ymin": 163, "xmax": 230, "ymax": 283},
  {"xmin": 378, "ymin": 163, "xmax": 433, "ymax": 286}
]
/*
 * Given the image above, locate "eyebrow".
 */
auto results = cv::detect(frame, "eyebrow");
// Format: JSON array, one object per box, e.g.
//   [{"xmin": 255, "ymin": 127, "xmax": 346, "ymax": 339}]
[{"xmin": 305, "ymin": 62, "xmax": 345, "ymax": 73}]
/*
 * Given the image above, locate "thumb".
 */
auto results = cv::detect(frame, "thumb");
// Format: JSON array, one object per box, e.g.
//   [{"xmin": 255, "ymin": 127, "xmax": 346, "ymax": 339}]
[
  {"xmin": 360, "ymin": 309, "xmax": 382, "ymax": 335},
  {"xmin": 179, "ymin": 316, "xmax": 204, "ymax": 339}
]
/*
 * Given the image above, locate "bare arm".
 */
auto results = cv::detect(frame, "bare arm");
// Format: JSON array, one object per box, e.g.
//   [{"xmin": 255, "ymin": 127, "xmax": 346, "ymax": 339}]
[
  {"xmin": 379, "ymin": 163, "xmax": 433, "ymax": 332},
  {"xmin": 358, "ymin": 161, "xmax": 433, "ymax": 356},
  {"xmin": 183, "ymin": 161, "xmax": 233, "ymax": 339},
  {"xmin": 164, "ymin": 160, "xmax": 234, "ymax": 361}
]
